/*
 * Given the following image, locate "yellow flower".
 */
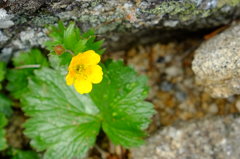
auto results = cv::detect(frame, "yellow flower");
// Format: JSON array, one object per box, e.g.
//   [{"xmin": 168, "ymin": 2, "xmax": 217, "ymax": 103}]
[{"xmin": 66, "ymin": 50, "xmax": 103, "ymax": 94}]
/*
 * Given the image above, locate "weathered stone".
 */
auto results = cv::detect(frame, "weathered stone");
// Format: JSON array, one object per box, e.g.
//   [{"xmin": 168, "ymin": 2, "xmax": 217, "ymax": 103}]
[
  {"xmin": 192, "ymin": 22, "xmax": 240, "ymax": 98},
  {"xmin": 0, "ymin": 31, "xmax": 9, "ymax": 45},
  {"xmin": 131, "ymin": 114, "xmax": 240, "ymax": 159},
  {"xmin": 0, "ymin": 0, "xmax": 240, "ymax": 56},
  {"xmin": 0, "ymin": 8, "xmax": 14, "ymax": 29}
]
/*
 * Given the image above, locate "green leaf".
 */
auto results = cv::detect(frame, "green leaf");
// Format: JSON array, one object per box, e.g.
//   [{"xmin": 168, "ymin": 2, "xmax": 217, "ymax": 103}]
[
  {"xmin": 85, "ymin": 38, "xmax": 105, "ymax": 55},
  {"xmin": 22, "ymin": 61, "xmax": 154, "ymax": 158},
  {"xmin": 63, "ymin": 23, "xmax": 77, "ymax": 50},
  {"xmin": 57, "ymin": 52, "xmax": 73, "ymax": 66},
  {"xmin": 82, "ymin": 29, "xmax": 95, "ymax": 38},
  {"xmin": 81, "ymin": 29, "xmax": 105, "ymax": 54},
  {"xmin": 22, "ymin": 68, "xmax": 101, "ymax": 159},
  {"xmin": 0, "ymin": 62, "xmax": 6, "ymax": 82},
  {"xmin": 73, "ymin": 39, "xmax": 87, "ymax": 53},
  {"xmin": 57, "ymin": 21, "xmax": 65, "ymax": 38},
  {"xmin": 10, "ymin": 149, "xmax": 40, "ymax": 159},
  {"xmin": 91, "ymin": 61, "xmax": 155, "ymax": 147},
  {"xmin": 6, "ymin": 49, "xmax": 49, "ymax": 99},
  {"xmin": 0, "ymin": 94, "xmax": 12, "ymax": 117},
  {"xmin": 45, "ymin": 21, "xmax": 105, "ymax": 67},
  {"xmin": 0, "ymin": 62, "xmax": 6, "ymax": 90},
  {"xmin": 0, "ymin": 113, "xmax": 8, "ymax": 151}
]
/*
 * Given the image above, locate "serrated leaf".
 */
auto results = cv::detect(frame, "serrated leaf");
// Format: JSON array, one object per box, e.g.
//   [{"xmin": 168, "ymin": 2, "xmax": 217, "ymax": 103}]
[
  {"xmin": 73, "ymin": 39, "xmax": 87, "ymax": 53},
  {"xmin": 57, "ymin": 52, "xmax": 73, "ymax": 66},
  {"xmin": 85, "ymin": 38, "xmax": 105, "ymax": 55},
  {"xmin": 45, "ymin": 21, "xmax": 105, "ymax": 67},
  {"xmin": 0, "ymin": 113, "xmax": 7, "ymax": 130},
  {"xmin": 49, "ymin": 30, "xmax": 62, "ymax": 42},
  {"xmin": 0, "ymin": 62, "xmax": 6, "ymax": 82},
  {"xmin": 82, "ymin": 29, "xmax": 95, "ymax": 38},
  {"xmin": 11, "ymin": 149, "xmax": 40, "ymax": 159},
  {"xmin": 22, "ymin": 61, "xmax": 154, "ymax": 159},
  {"xmin": 48, "ymin": 54, "xmax": 65, "ymax": 71},
  {"xmin": 6, "ymin": 49, "xmax": 48, "ymax": 99},
  {"xmin": 91, "ymin": 61, "xmax": 155, "ymax": 147},
  {"xmin": 0, "ymin": 62, "xmax": 6, "ymax": 90},
  {"xmin": 57, "ymin": 21, "xmax": 65, "ymax": 38},
  {"xmin": 0, "ymin": 94, "xmax": 12, "ymax": 117},
  {"xmin": 63, "ymin": 23, "xmax": 77, "ymax": 50},
  {"xmin": 74, "ymin": 27, "xmax": 81, "ymax": 41},
  {"xmin": 44, "ymin": 41, "xmax": 60, "ymax": 51},
  {"xmin": 0, "ymin": 113, "xmax": 7, "ymax": 151},
  {"xmin": 22, "ymin": 68, "xmax": 101, "ymax": 159}
]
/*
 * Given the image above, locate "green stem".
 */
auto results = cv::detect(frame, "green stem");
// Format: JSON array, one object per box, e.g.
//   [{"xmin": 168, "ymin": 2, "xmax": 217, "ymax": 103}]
[
  {"xmin": 14, "ymin": 64, "xmax": 41, "ymax": 69},
  {"xmin": 65, "ymin": 49, "xmax": 74, "ymax": 56}
]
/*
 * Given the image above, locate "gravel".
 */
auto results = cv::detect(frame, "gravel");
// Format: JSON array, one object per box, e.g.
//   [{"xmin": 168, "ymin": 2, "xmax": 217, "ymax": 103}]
[{"xmin": 131, "ymin": 114, "xmax": 240, "ymax": 159}]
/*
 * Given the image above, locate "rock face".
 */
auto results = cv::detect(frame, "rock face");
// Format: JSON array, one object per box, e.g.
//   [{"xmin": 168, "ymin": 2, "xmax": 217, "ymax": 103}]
[
  {"xmin": 131, "ymin": 114, "xmax": 240, "ymax": 159},
  {"xmin": 0, "ymin": 0, "xmax": 240, "ymax": 60},
  {"xmin": 192, "ymin": 22, "xmax": 240, "ymax": 98}
]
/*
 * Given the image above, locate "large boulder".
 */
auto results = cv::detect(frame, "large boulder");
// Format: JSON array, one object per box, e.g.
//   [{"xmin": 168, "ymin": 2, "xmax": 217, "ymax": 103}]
[
  {"xmin": 0, "ymin": 0, "xmax": 240, "ymax": 61},
  {"xmin": 192, "ymin": 22, "xmax": 240, "ymax": 98}
]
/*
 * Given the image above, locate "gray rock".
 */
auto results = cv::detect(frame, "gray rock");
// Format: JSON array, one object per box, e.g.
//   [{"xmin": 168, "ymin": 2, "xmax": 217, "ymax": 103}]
[
  {"xmin": 12, "ymin": 27, "xmax": 48, "ymax": 49},
  {"xmin": 192, "ymin": 22, "xmax": 240, "ymax": 98},
  {"xmin": 0, "ymin": 8, "xmax": 14, "ymax": 29},
  {"xmin": 0, "ymin": 0, "xmax": 240, "ymax": 54},
  {"xmin": 131, "ymin": 114, "xmax": 240, "ymax": 159},
  {"xmin": 0, "ymin": 31, "xmax": 9, "ymax": 45},
  {"xmin": 0, "ymin": 48, "xmax": 13, "ymax": 62}
]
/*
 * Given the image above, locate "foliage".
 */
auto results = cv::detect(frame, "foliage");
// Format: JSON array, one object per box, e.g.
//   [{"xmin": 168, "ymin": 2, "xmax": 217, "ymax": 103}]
[
  {"xmin": 0, "ymin": 61, "xmax": 6, "ymax": 90},
  {"xmin": 0, "ymin": 94, "xmax": 12, "ymax": 117},
  {"xmin": 45, "ymin": 21, "xmax": 104, "ymax": 66},
  {"xmin": 6, "ymin": 49, "xmax": 49, "ymax": 99},
  {"xmin": 0, "ymin": 21, "xmax": 154, "ymax": 159},
  {"xmin": 0, "ymin": 62, "xmax": 11, "ymax": 152},
  {"xmin": 10, "ymin": 149, "xmax": 39, "ymax": 159},
  {"xmin": 0, "ymin": 113, "xmax": 8, "ymax": 151},
  {"xmin": 22, "ymin": 67, "xmax": 100, "ymax": 159},
  {"xmin": 91, "ymin": 61, "xmax": 154, "ymax": 147},
  {"xmin": 22, "ymin": 61, "xmax": 154, "ymax": 159}
]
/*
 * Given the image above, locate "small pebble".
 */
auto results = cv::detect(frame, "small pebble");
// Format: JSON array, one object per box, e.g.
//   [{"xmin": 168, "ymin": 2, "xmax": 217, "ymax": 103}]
[
  {"xmin": 160, "ymin": 81, "xmax": 174, "ymax": 92},
  {"xmin": 235, "ymin": 100, "xmax": 240, "ymax": 112},
  {"xmin": 208, "ymin": 103, "xmax": 218, "ymax": 114},
  {"xmin": 175, "ymin": 91, "xmax": 187, "ymax": 102},
  {"xmin": 165, "ymin": 66, "xmax": 182, "ymax": 77}
]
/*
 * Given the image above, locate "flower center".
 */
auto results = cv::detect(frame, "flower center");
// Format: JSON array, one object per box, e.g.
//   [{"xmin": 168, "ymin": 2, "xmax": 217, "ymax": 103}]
[{"xmin": 74, "ymin": 64, "xmax": 85, "ymax": 73}]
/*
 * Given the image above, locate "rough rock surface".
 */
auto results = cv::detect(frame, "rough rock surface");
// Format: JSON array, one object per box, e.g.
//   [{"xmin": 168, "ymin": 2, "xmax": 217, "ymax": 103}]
[
  {"xmin": 192, "ymin": 22, "xmax": 240, "ymax": 98},
  {"xmin": 0, "ymin": 0, "xmax": 240, "ymax": 60},
  {"xmin": 131, "ymin": 114, "xmax": 240, "ymax": 159}
]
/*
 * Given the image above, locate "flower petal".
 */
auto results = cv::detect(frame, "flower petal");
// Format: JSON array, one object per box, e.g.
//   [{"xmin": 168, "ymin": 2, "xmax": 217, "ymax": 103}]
[
  {"xmin": 86, "ymin": 65, "xmax": 103, "ymax": 84},
  {"xmin": 69, "ymin": 53, "xmax": 82, "ymax": 67},
  {"xmin": 66, "ymin": 73, "xmax": 74, "ymax": 85},
  {"xmin": 73, "ymin": 79, "xmax": 92, "ymax": 94},
  {"xmin": 81, "ymin": 50, "xmax": 100, "ymax": 65}
]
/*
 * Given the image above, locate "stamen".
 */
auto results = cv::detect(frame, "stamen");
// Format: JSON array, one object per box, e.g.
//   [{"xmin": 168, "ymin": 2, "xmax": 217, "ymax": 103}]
[{"xmin": 75, "ymin": 65, "xmax": 85, "ymax": 73}]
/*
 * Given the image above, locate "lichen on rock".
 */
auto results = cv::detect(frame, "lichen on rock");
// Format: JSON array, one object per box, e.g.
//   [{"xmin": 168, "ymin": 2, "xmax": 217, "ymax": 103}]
[{"xmin": 1, "ymin": 0, "xmax": 240, "ymax": 57}]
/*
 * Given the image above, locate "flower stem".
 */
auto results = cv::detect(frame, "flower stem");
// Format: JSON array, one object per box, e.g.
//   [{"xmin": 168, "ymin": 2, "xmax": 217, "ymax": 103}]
[
  {"xmin": 65, "ymin": 49, "xmax": 74, "ymax": 56},
  {"xmin": 14, "ymin": 64, "xmax": 41, "ymax": 69}
]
